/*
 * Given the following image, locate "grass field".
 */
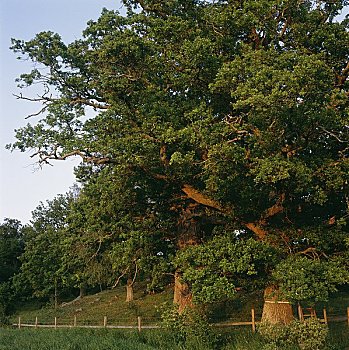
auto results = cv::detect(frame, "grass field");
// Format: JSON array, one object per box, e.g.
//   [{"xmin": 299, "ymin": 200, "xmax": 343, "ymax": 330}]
[
  {"xmin": 0, "ymin": 328, "xmax": 278, "ymax": 350},
  {"xmin": 1, "ymin": 323, "xmax": 349, "ymax": 350},
  {"xmin": 6, "ymin": 285, "xmax": 349, "ymax": 349}
]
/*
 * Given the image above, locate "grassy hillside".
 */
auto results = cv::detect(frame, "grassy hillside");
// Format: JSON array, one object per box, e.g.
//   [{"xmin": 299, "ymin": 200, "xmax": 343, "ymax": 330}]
[
  {"xmin": 10, "ymin": 285, "xmax": 349, "ymax": 327},
  {"xmin": 10, "ymin": 285, "xmax": 173, "ymax": 326},
  {"xmin": 6, "ymin": 286, "xmax": 349, "ymax": 350}
]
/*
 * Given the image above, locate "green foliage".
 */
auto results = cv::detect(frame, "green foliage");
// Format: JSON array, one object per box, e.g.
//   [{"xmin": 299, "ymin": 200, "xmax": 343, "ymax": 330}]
[
  {"xmin": 0, "ymin": 219, "xmax": 25, "ymax": 317},
  {"xmin": 13, "ymin": 193, "xmax": 75, "ymax": 300},
  {"xmin": 258, "ymin": 322, "xmax": 293, "ymax": 347},
  {"xmin": 0, "ymin": 219, "xmax": 24, "ymax": 282},
  {"xmin": 161, "ymin": 305, "xmax": 219, "ymax": 349},
  {"xmin": 273, "ymin": 256, "xmax": 349, "ymax": 303},
  {"xmin": 175, "ymin": 235, "xmax": 277, "ymax": 303},
  {"xmin": 259, "ymin": 319, "xmax": 328, "ymax": 350},
  {"xmin": 7, "ymin": 0, "xmax": 349, "ymax": 314},
  {"xmin": 289, "ymin": 319, "xmax": 328, "ymax": 350},
  {"xmin": 0, "ymin": 282, "xmax": 12, "ymax": 324}
]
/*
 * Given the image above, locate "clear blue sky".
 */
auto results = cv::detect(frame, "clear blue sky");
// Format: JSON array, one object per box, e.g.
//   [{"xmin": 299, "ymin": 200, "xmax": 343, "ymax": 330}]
[{"xmin": 0, "ymin": 0, "xmax": 124, "ymax": 224}]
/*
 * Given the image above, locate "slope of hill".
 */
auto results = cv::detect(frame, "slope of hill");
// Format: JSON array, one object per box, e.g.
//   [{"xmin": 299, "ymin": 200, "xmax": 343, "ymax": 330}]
[{"xmin": 10, "ymin": 285, "xmax": 173, "ymax": 326}]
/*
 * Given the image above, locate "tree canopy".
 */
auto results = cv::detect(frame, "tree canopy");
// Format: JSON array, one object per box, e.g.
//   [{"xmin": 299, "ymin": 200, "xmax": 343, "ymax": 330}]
[{"xmin": 8, "ymin": 0, "xmax": 349, "ymax": 320}]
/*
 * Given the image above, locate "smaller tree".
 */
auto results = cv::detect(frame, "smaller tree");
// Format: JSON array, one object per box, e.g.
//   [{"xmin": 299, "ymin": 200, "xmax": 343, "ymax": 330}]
[
  {"xmin": 0, "ymin": 218, "xmax": 24, "ymax": 317},
  {"xmin": 0, "ymin": 219, "xmax": 24, "ymax": 283},
  {"xmin": 13, "ymin": 194, "xmax": 75, "ymax": 307}
]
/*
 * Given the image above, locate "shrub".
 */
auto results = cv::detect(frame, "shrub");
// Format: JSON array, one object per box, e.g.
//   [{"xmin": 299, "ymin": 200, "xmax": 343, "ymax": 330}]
[
  {"xmin": 258, "ymin": 321, "xmax": 293, "ymax": 347},
  {"xmin": 289, "ymin": 318, "xmax": 328, "ymax": 350},
  {"xmin": 161, "ymin": 305, "xmax": 219, "ymax": 349},
  {"xmin": 258, "ymin": 318, "xmax": 328, "ymax": 350}
]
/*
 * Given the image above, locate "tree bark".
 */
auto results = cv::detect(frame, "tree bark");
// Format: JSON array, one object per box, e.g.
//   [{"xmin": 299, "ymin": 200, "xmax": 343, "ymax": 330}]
[
  {"xmin": 54, "ymin": 280, "xmax": 58, "ymax": 310},
  {"xmin": 261, "ymin": 286, "xmax": 294, "ymax": 324},
  {"xmin": 126, "ymin": 278, "xmax": 134, "ymax": 302},
  {"xmin": 173, "ymin": 207, "xmax": 200, "ymax": 313},
  {"xmin": 79, "ymin": 285, "xmax": 86, "ymax": 298},
  {"xmin": 173, "ymin": 271, "xmax": 193, "ymax": 313}
]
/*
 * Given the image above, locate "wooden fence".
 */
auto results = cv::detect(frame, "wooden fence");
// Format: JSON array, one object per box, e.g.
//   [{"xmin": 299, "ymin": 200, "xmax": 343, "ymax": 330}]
[
  {"xmin": 13, "ymin": 309, "xmax": 258, "ymax": 332},
  {"xmin": 12, "ymin": 306, "xmax": 349, "ymax": 332},
  {"xmin": 297, "ymin": 305, "xmax": 349, "ymax": 325}
]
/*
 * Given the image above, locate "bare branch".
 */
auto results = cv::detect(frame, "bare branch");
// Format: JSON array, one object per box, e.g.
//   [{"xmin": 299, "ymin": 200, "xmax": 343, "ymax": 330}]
[
  {"xmin": 319, "ymin": 126, "xmax": 348, "ymax": 143},
  {"xmin": 25, "ymin": 105, "xmax": 49, "ymax": 119},
  {"xmin": 112, "ymin": 269, "xmax": 128, "ymax": 288},
  {"xmin": 131, "ymin": 260, "xmax": 138, "ymax": 286},
  {"xmin": 70, "ymin": 98, "xmax": 110, "ymax": 110},
  {"xmin": 32, "ymin": 149, "xmax": 117, "ymax": 166},
  {"xmin": 13, "ymin": 93, "xmax": 55, "ymax": 103}
]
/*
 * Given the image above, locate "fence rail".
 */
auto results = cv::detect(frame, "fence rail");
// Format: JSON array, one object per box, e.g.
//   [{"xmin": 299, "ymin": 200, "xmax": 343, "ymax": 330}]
[{"xmin": 13, "ymin": 306, "xmax": 349, "ymax": 332}]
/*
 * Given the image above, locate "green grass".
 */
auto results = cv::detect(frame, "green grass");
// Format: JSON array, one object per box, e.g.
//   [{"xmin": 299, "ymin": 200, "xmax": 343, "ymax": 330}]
[
  {"xmin": 1, "ymin": 325, "xmax": 348, "ymax": 350},
  {"xmin": 7, "ymin": 286, "xmax": 349, "ymax": 349},
  {"xmin": 10, "ymin": 285, "xmax": 349, "ymax": 327},
  {"xmin": 0, "ymin": 328, "xmax": 267, "ymax": 350},
  {"xmin": 10, "ymin": 285, "xmax": 173, "ymax": 326},
  {"xmin": 0, "ymin": 328, "xmax": 159, "ymax": 350}
]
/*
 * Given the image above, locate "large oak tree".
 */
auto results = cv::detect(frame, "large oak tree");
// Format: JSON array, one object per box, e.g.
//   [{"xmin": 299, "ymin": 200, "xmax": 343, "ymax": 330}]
[{"xmin": 8, "ymin": 0, "xmax": 349, "ymax": 322}]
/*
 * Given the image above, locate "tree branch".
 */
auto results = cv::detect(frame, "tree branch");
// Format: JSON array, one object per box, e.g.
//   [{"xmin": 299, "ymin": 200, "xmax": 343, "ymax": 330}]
[
  {"xmin": 112, "ymin": 269, "xmax": 128, "ymax": 288},
  {"xmin": 181, "ymin": 184, "xmax": 224, "ymax": 211},
  {"xmin": 244, "ymin": 222, "xmax": 268, "ymax": 240},
  {"xmin": 261, "ymin": 193, "xmax": 285, "ymax": 223},
  {"xmin": 336, "ymin": 62, "xmax": 349, "ymax": 87},
  {"xmin": 69, "ymin": 98, "xmax": 110, "ymax": 110}
]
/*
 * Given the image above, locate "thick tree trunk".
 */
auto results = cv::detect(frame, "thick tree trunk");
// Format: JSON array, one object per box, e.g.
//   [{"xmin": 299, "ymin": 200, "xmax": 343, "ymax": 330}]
[
  {"xmin": 173, "ymin": 207, "xmax": 200, "ymax": 312},
  {"xmin": 261, "ymin": 286, "xmax": 294, "ymax": 324},
  {"xmin": 173, "ymin": 271, "xmax": 193, "ymax": 313},
  {"xmin": 125, "ymin": 278, "xmax": 134, "ymax": 302}
]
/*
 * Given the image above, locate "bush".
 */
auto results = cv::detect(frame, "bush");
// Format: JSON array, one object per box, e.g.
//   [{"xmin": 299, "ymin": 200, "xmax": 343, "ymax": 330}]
[
  {"xmin": 289, "ymin": 318, "xmax": 328, "ymax": 350},
  {"xmin": 161, "ymin": 305, "xmax": 219, "ymax": 349},
  {"xmin": 258, "ymin": 321, "xmax": 293, "ymax": 347},
  {"xmin": 0, "ymin": 304, "xmax": 9, "ymax": 326},
  {"xmin": 258, "ymin": 318, "xmax": 328, "ymax": 350}
]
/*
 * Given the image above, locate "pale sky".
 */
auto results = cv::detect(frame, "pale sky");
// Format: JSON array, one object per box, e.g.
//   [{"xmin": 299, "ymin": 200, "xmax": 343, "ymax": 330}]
[{"xmin": 0, "ymin": 0, "xmax": 124, "ymax": 224}]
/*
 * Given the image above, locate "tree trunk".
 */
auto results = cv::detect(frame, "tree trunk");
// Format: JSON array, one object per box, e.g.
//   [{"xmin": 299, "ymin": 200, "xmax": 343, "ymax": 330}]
[
  {"xmin": 173, "ymin": 271, "xmax": 193, "ymax": 313},
  {"xmin": 54, "ymin": 279, "xmax": 58, "ymax": 310},
  {"xmin": 79, "ymin": 285, "xmax": 86, "ymax": 298},
  {"xmin": 173, "ymin": 206, "xmax": 200, "ymax": 312},
  {"xmin": 261, "ymin": 286, "xmax": 294, "ymax": 324},
  {"xmin": 125, "ymin": 278, "xmax": 134, "ymax": 302}
]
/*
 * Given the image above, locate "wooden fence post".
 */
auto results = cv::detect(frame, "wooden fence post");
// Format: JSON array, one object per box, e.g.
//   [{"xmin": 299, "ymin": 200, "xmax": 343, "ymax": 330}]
[
  {"xmin": 323, "ymin": 309, "xmax": 327, "ymax": 325},
  {"xmin": 74, "ymin": 315, "xmax": 77, "ymax": 327},
  {"xmin": 251, "ymin": 308, "xmax": 256, "ymax": 333},
  {"xmin": 54, "ymin": 317, "xmax": 57, "ymax": 329},
  {"xmin": 298, "ymin": 304, "xmax": 304, "ymax": 321},
  {"xmin": 138, "ymin": 316, "xmax": 142, "ymax": 332},
  {"xmin": 104, "ymin": 316, "xmax": 107, "ymax": 328},
  {"xmin": 347, "ymin": 307, "xmax": 349, "ymax": 327},
  {"xmin": 35, "ymin": 316, "xmax": 38, "ymax": 328},
  {"xmin": 18, "ymin": 317, "xmax": 21, "ymax": 329}
]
